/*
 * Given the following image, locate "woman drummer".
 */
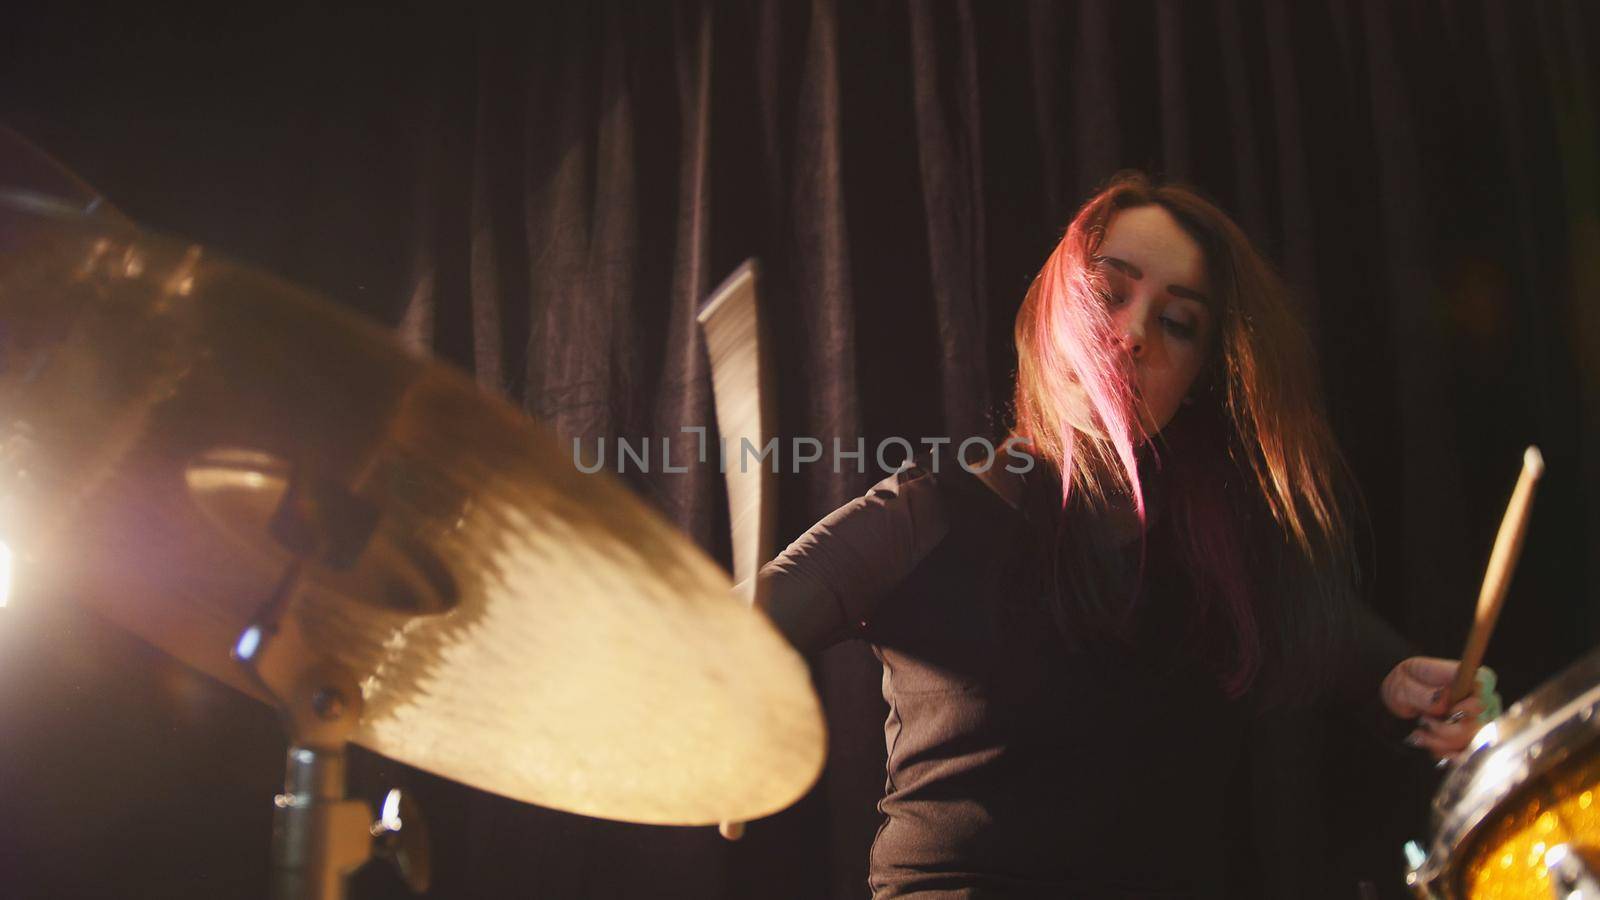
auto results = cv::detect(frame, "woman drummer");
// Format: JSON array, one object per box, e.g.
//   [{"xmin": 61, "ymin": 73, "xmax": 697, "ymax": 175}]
[{"xmin": 752, "ymin": 173, "xmax": 1494, "ymax": 897}]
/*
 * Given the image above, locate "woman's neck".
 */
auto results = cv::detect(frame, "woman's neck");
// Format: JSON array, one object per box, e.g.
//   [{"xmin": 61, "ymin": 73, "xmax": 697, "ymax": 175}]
[{"xmin": 1101, "ymin": 491, "xmax": 1145, "ymax": 548}]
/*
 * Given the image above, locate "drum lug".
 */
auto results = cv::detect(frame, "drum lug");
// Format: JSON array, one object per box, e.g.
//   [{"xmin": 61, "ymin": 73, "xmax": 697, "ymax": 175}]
[
  {"xmin": 1545, "ymin": 843, "xmax": 1600, "ymax": 898},
  {"xmin": 1403, "ymin": 840, "xmax": 1442, "ymax": 899},
  {"xmin": 370, "ymin": 788, "xmax": 431, "ymax": 894}
]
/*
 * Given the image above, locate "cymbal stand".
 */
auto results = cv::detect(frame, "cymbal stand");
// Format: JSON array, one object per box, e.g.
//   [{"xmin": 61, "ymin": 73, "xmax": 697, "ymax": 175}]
[{"xmin": 230, "ymin": 468, "xmax": 426, "ymax": 900}]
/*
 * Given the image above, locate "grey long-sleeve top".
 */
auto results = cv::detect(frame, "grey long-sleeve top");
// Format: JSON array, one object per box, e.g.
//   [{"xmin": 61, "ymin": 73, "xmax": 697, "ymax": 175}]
[{"xmin": 753, "ymin": 457, "xmax": 1412, "ymax": 898}]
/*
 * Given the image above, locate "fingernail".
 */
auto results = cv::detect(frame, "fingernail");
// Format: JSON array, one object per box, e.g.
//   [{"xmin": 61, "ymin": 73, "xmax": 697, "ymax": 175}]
[
  {"xmin": 1405, "ymin": 732, "xmax": 1424, "ymax": 748},
  {"xmin": 1435, "ymin": 757, "xmax": 1452, "ymax": 770},
  {"xmin": 1447, "ymin": 710, "xmax": 1467, "ymax": 724}
]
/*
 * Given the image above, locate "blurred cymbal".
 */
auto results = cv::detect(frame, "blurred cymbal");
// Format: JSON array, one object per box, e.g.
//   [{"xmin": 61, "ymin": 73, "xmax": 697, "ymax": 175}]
[
  {"xmin": 0, "ymin": 197, "xmax": 824, "ymax": 826},
  {"xmin": 0, "ymin": 125, "xmax": 127, "ymax": 222}
]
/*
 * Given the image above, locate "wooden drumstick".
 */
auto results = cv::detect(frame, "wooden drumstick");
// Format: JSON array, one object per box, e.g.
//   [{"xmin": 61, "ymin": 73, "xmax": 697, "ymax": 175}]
[
  {"xmin": 1449, "ymin": 446, "xmax": 1545, "ymax": 704},
  {"xmin": 699, "ymin": 261, "xmax": 777, "ymax": 843}
]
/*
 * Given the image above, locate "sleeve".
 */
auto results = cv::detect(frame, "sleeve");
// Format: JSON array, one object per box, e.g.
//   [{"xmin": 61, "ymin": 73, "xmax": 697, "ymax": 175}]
[
  {"xmin": 1327, "ymin": 601, "xmax": 1417, "ymax": 745},
  {"xmin": 745, "ymin": 459, "xmax": 952, "ymax": 654}
]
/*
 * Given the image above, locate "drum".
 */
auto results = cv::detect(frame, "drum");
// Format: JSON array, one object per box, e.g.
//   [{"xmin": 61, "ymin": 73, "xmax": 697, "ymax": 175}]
[{"xmin": 1407, "ymin": 647, "xmax": 1600, "ymax": 899}]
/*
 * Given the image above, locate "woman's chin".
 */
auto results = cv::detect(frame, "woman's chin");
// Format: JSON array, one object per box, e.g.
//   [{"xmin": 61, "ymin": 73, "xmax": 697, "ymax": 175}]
[{"xmin": 1135, "ymin": 408, "xmax": 1180, "ymax": 440}]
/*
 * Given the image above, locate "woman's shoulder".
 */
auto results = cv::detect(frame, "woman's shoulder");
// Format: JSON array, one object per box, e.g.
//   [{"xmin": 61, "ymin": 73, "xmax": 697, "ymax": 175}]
[
  {"xmin": 910, "ymin": 449, "xmax": 1031, "ymax": 525},
  {"xmin": 970, "ymin": 460, "xmax": 1026, "ymax": 510},
  {"xmin": 782, "ymin": 448, "xmax": 1031, "ymax": 576}
]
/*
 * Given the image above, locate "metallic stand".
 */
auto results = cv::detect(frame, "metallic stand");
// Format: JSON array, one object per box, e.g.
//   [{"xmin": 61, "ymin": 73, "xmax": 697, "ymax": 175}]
[
  {"xmin": 231, "ymin": 471, "xmax": 429, "ymax": 900},
  {"xmin": 272, "ymin": 745, "xmax": 374, "ymax": 900}
]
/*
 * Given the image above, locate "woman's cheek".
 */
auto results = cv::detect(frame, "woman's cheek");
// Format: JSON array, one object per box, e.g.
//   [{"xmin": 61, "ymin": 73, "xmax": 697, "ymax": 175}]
[{"xmin": 1176, "ymin": 347, "xmax": 1207, "ymax": 390}]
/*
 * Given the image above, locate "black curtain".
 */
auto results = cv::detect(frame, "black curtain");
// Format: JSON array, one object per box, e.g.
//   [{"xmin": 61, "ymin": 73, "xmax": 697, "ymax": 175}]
[{"xmin": 2, "ymin": 2, "xmax": 1597, "ymax": 897}]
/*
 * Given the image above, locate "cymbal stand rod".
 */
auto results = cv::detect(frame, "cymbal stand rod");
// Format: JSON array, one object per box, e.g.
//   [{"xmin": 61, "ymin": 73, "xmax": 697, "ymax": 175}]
[
  {"xmin": 271, "ymin": 742, "xmax": 373, "ymax": 900},
  {"xmin": 228, "ymin": 457, "xmax": 400, "ymax": 900},
  {"xmin": 235, "ymin": 555, "xmax": 374, "ymax": 900}
]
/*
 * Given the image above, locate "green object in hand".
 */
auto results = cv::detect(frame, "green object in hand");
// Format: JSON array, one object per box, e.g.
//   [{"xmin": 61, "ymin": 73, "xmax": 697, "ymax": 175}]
[{"xmin": 1476, "ymin": 665, "xmax": 1502, "ymax": 725}]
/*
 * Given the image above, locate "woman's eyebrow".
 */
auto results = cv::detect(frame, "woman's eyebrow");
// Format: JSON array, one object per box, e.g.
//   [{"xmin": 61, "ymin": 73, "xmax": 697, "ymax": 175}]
[
  {"xmin": 1096, "ymin": 255, "xmax": 1143, "ymax": 279},
  {"xmin": 1168, "ymin": 284, "xmax": 1214, "ymax": 307},
  {"xmin": 1097, "ymin": 254, "xmax": 1213, "ymax": 308}
]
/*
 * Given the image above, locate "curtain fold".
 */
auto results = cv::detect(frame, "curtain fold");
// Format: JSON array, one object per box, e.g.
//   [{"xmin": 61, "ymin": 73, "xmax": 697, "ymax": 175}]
[{"xmin": 910, "ymin": 0, "xmax": 989, "ymax": 441}]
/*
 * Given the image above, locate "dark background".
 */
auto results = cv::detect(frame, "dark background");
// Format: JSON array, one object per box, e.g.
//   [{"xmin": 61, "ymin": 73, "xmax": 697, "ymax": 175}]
[{"xmin": 1, "ymin": 1, "xmax": 1597, "ymax": 897}]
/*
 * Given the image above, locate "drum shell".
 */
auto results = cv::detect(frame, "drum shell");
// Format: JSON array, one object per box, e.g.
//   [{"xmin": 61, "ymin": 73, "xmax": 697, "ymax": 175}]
[{"xmin": 1411, "ymin": 648, "xmax": 1600, "ymax": 898}]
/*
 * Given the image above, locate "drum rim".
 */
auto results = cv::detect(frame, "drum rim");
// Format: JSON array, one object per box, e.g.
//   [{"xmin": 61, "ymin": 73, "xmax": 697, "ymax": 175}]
[{"xmin": 1415, "ymin": 646, "xmax": 1600, "ymax": 896}]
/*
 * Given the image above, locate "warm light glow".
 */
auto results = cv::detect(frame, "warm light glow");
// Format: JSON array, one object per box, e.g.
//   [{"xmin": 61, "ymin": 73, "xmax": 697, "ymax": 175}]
[{"xmin": 1463, "ymin": 752, "xmax": 1600, "ymax": 898}]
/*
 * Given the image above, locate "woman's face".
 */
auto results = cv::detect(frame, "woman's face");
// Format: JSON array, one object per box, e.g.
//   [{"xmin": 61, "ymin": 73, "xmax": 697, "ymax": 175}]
[{"xmin": 1093, "ymin": 205, "xmax": 1216, "ymax": 434}]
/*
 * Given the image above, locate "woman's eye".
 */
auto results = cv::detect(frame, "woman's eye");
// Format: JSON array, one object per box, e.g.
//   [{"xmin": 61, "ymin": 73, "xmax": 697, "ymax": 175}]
[
  {"xmin": 1099, "ymin": 290, "xmax": 1127, "ymax": 308},
  {"xmin": 1161, "ymin": 317, "xmax": 1197, "ymax": 340}
]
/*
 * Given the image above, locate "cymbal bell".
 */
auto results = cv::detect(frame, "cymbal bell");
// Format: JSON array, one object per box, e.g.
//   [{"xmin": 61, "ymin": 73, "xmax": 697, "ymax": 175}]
[{"xmin": 0, "ymin": 197, "xmax": 825, "ymax": 826}]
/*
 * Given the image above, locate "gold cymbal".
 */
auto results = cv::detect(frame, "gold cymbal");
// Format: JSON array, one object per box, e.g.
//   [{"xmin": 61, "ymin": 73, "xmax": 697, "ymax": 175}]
[
  {"xmin": 0, "ymin": 198, "xmax": 825, "ymax": 826},
  {"xmin": 0, "ymin": 125, "xmax": 127, "ymax": 222}
]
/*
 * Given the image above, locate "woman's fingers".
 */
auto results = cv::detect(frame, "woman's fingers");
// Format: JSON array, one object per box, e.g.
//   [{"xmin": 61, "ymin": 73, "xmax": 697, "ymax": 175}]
[
  {"xmin": 1419, "ymin": 715, "xmax": 1478, "ymax": 747},
  {"xmin": 1395, "ymin": 661, "xmax": 1503, "ymax": 760},
  {"xmin": 1406, "ymin": 724, "xmax": 1467, "ymax": 758},
  {"xmin": 1407, "ymin": 698, "xmax": 1489, "ymax": 757},
  {"xmin": 1402, "ymin": 656, "xmax": 1462, "ymax": 687},
  {"xmin": 1446, "ymin": 696, "xmax": 1486, "ymax": 722},
  {"xmin": 1385, "ymin": 657, "xmax": 1461, "ymax": 718}
]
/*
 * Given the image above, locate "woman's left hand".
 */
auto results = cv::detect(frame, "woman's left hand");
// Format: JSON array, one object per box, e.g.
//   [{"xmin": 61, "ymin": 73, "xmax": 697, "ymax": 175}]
[{"xmin": 1381, "ymin": 656, "xmax": 1493, "ymax": 759}]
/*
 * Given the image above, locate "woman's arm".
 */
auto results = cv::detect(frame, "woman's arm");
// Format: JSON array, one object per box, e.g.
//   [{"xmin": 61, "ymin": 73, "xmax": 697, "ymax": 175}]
[
  {"xmin": 1334, "ymin": 603, "xmax": 1497, "ymax": 756},
  {"xmin": 746, "ymin": 459, "xmax": 951, "ymax": 654},
  {"xmin": 1329, "ymin": 602, "xmax": 1418, "ymax": 743}
]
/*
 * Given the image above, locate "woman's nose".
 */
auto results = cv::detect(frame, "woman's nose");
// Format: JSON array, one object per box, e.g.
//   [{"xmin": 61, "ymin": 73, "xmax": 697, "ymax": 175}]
[{"xmin": 1119, "ymin": 323, "xmax": 1145, "ymax": 358}]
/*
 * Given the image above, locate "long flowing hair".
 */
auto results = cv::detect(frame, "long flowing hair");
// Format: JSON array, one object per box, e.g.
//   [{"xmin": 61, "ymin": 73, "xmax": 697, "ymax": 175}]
[{"xmin": 1011, "ymin": 172, "xmax": 1361, "ymax": 703}]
